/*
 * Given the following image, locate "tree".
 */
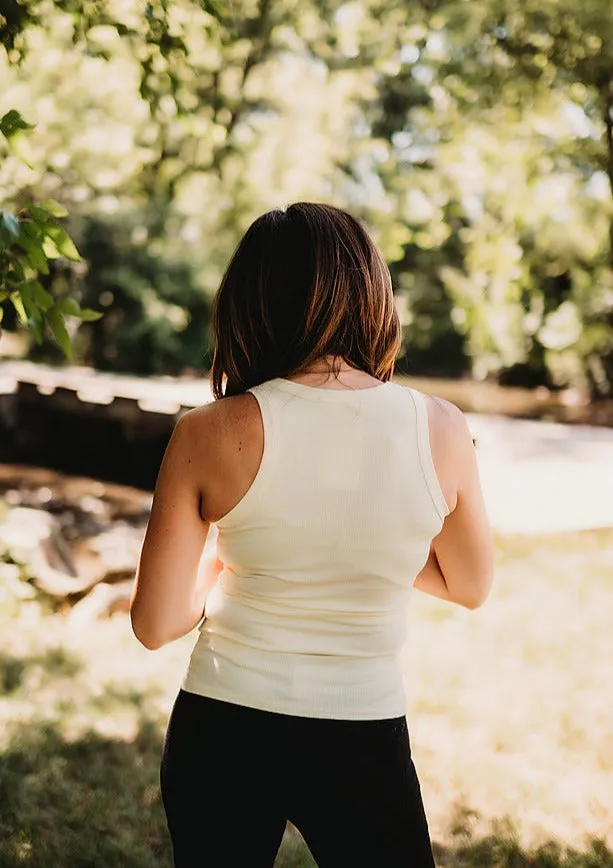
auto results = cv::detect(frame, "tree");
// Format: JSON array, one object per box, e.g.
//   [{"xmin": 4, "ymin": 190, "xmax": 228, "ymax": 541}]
[
  {"xmin": 427, "ymin": 0, "xmax": 613, "ymax": 393},
  {"xmin": 354, "ymin": 0, "xmax": 613, "ymax": 392},
  {"xmin": 3, "ymin": 0, "xmax": 613, "ymax": 392}
]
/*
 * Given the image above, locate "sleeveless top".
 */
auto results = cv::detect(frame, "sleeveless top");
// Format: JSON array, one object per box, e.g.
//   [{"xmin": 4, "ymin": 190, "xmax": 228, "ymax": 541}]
[{"xmin": 182, "ymin": 377, "xmax": 450, "ymax": 720}]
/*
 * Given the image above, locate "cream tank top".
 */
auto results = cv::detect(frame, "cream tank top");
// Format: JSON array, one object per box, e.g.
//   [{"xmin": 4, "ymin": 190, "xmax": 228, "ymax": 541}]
[{"xmin": 182, "ymin": 377, "xmax": 450, "ymax": 720}]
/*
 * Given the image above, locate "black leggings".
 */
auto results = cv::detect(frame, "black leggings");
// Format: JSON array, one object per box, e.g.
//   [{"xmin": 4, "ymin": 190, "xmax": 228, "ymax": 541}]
[{"xmin": 161, "ymin": 690, "xmax": 435, "ymax": 867}]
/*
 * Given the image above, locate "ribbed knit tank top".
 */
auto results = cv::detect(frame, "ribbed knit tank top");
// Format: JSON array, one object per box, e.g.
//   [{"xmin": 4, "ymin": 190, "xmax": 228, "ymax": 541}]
[{"xmin": 182, "ymin": 377, "xmax": 450, "ymax": 720}]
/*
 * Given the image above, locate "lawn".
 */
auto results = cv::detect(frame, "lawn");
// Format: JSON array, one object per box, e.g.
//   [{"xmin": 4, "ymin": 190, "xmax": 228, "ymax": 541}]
[{"xmin": 1, "ymin": 529, "xmax": 612, "ymax": 867}]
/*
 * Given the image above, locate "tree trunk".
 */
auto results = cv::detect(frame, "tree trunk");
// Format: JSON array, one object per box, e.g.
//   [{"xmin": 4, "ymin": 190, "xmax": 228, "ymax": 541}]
[
  {"xmin": 593, "ymin": 89, "xmax": 613, "ymax": 399},
  {"xmin": 605, "ymin": 93, "xmax": 613, "ymax": 272}
]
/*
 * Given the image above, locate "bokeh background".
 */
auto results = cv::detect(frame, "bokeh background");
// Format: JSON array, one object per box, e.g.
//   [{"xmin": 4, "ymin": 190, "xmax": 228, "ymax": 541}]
[{"xmin": 1, "ymin": 1, "xmax": 613, "ymax": 866}]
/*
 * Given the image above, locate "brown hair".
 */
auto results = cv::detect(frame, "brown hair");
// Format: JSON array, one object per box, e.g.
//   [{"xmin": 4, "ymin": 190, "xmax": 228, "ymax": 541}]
[{"xmin": 210, "ymin": 202, "xmax": 400, "ymax": 399}]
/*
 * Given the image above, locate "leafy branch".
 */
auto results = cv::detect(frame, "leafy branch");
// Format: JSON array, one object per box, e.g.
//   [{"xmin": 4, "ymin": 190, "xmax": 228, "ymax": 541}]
[{"xmin": 0, "ymin": 109, "xmax": 101, "ymax": 358}]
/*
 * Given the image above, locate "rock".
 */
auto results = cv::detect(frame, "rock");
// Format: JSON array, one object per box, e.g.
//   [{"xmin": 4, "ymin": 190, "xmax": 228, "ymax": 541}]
[
  {"xmin": 1, "ymin": 506, "xmax": 79, "ymax": 576},
  {"xmin": 0, "ymin": 468, "xmax": 149, "ymax": 614},
  {"xmin": 28, "ymin": 547, "xmax": 99, "ymax": 596},
  {"xmin": 69, "ymin": 580, "xmax": 134, "ymax": 624},
  {"xmin": 84, "ymin": 523, "xmax": 145, "ymax": 574},
  {"xmin": 1, "ymin": 506, "xmax": 61, "ymax": 550},
  {"xmin": 1, "ymin": 507, "xmax": 99, "ymax": 597}
]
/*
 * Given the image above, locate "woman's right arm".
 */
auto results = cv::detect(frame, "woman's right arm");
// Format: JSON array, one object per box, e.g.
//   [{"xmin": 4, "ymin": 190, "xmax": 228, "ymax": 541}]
[{"xmin": 414, "ymin": 397, "xmax": 494, "ymax": 610}]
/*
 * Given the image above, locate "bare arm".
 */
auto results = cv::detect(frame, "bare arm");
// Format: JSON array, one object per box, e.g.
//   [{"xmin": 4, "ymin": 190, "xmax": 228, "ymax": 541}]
[
  {"xmin": 414, "ymin": 399, "xmax": 494, "ymax": 610},
  {"xmin": 130, "ymin": 410, "xmax": 215, "ymax": 649},
  {"xmin": 413, "ymin": 546, "xmax": 453, "ymax": 603}
]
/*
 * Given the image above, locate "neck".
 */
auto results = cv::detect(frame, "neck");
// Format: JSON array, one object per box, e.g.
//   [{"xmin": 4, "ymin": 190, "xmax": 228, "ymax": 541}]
[{"xmin": 301, "ymin": 356, "xmax": 354, "ymax": 375}]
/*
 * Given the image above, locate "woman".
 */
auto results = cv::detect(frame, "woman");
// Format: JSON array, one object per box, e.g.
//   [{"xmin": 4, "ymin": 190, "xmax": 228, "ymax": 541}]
[{"xmin": 130, "ymin": 202, "xmax": 494, "ymax": 867}]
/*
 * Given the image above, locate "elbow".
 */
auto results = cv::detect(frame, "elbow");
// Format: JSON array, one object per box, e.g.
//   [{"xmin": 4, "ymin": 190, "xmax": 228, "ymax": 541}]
[
  {"xmin": 135, "ymin": 632, "xmax": 165, "ymax": 651},
  {"xmin": 461, "ymin": 593, "xmax": 488, "ymax": 611},
  {"xmin": 460, "ymin": 573, "xmax": 494, "ymax": 611},
  {"xmin": 131, "ymin": 623, "xmax": 164, "ymax": 651},
  {"xmin": 130, "ymin": 609, "xmax": 167, "ymax": 651},
  {"xmin": 129, "ymin": 596, "xmax": 194, "ymax": 649}
]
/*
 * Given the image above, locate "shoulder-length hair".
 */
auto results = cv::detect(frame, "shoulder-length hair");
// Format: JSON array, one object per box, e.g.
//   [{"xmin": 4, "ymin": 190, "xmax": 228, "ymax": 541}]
[{"xmin": 210, "ymin": 202, "xmax": 401, "ymax": 399}]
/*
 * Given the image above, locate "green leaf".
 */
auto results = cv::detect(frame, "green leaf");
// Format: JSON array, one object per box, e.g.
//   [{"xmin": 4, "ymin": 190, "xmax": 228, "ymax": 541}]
[
  {"xmin": 20, "ymin": 285, "xmax": 46, "ymax": 346},
  {"xmin": 5, "ymin": 258, "xmax": 26, "ymax": 284},
  {"xmin": 38, "ymin": 199, "xmax": 68, "ymax": 218},
  {"xmin": 29, "ymin": 204, "xmax": 54, "ymax": 226},
  {"xmin": 42, "ymin": 236, "xmax": 62, "ymax": 260},
  {"xmin": 20, "ymin": 280, "xmax": 54, "ymax": 317},
  {"xmin": 19, "ymin": 281, "xmax": 34, "ymax": 306},
  {"xmin": 10, "ymin": 293, "xmax": 27, "ymax": 324},
  {"xmin": 19, "ymin": 285, "xmax": 43, "ymax": 339},
  {"xmin": 26, "ymin": 210, "xmax": 79, "ymax": 262},
  {"xmin": 16, "ymin": 232, "xmax": 49, "ymax": 275},
  {"xmin": 75, "ymin": 308, "xmax": 102, "ymax": 322},
  {"xmin": 46, "ymin": 306, "xmax": 73, "ymax": 359},
  {"xmin": 0, "ymin": 110, "xmax": 35, "ymax": 140},
  {"xmin": 27, "ymin": 316, "xmax": 44, "ymax": 344},
  {"xmin": 57, "ymin": 297, "xmax": 102, "ymax": 321},
  {"xmin": 0, "ymin": 306, "xmax": 3, "ymax": 325},
  {"xmin": 0, "ymin": 113, "xmax": 35, "ymax": 166},
  {"xmin": 0, "ymin": 225, "xmax": 13, "ymax": 252},
  {"xmin": 57, "ymin": 297, "xmax": 80, "ymax": 317},
  {"xmin": 41, "ymin": 223, "xmax": 80, "ymax": 261},
  {"xmin": 30, "ymin": 281, "xmax": 54, "ymax": 312},
  {"xmin": 5, "ymin": 131, "xmax": 35, "ymax": 169},
  {"xmin": 21, "ymin": 220, "xmax": 44, "ymax": 242},
  {"xmin": 5, "ymin": 271, "xmax": 24, "ymax": 287}
]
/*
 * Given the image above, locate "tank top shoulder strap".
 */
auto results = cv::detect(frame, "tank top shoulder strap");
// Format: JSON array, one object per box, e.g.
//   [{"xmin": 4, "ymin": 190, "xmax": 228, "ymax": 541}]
[{"xmin": 398, "ymin": 385, "xmax": 450, "ymax": 522}]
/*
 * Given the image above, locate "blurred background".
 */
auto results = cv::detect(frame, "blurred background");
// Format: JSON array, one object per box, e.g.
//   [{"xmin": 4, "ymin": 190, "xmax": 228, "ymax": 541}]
[{"xmin": 1, "ymin": 1, "xmax": 613, "ymax": 866}]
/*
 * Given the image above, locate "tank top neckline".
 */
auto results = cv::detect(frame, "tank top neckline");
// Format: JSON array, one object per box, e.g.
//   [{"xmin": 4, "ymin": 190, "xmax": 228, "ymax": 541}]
[{"xmin": 267, "ymin": 377, "xmax": 393, "ymax": 401}]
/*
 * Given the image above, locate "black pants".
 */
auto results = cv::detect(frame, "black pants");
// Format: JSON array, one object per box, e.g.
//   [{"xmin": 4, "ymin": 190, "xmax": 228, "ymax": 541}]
[{"xmin": 160, "ymin": 690, "xmax": 436, "ymax": 867}]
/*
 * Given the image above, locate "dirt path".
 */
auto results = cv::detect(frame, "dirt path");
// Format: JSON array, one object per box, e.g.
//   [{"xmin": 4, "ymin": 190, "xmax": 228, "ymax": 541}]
[
  {"xmin": 1, "ymin": 361, "xmax": 612, "ymax": 534},
  {"xmin": 468, "ymin": 413, "xmax": 613, "ymax": 533}
]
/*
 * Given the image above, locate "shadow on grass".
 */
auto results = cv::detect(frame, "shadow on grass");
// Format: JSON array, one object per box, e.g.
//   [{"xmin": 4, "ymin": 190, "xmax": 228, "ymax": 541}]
[
  {"xmin": 0, "ymin": 717, "xmax": 170, "ymax": 868},
  {"xmin": 0, "ymin": 711, "xmax": 313, "ymax": 868},
  {"xmin": 434, "ymin": 832, "xmax": 613, "ymax": 868},
  {"xmin": 432, "ymin": 808, "xmax": 613, "ymax": 868},
  {"xmin": 0, "ymin": 717, "xmax": 610, "ymax": 868}
]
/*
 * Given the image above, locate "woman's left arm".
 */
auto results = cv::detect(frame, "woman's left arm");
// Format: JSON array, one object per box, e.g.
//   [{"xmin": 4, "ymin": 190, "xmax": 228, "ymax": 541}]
[{"xmin": 130, "ymin": 409, "xmax": 214, "ymax": 650}]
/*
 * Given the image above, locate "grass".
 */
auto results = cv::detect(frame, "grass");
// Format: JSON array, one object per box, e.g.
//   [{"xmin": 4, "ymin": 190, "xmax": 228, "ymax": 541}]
[{"xmin": 1, "ymin": 529, "xmax": 612, "ymax": 867}]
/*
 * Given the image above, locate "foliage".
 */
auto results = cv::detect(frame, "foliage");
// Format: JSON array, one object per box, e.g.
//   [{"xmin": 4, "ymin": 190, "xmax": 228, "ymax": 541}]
[
  {"xmin": 428, "ymin": 0, "xmax": 613, "ymax": 391},
  {"xmin": 360, "ymin": 0, "xmax": 613, "ymax": 390},
  {"xmin": 1, "ymin": 0, "xmax": 613, "ymax": 390},
  {"xmin": 72, "ymin": 212, "xmax": 212, "ymax": 374},
  {"xmin": 0, "ymin": 110, "xmax": 101, "ymax": 358}
]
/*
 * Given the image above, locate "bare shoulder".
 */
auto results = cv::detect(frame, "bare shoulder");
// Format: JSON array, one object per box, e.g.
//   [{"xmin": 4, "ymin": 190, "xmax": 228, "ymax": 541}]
[
  {"xmin": 422, "ymin": 393, "xmax": 472, "ymax": 446},
  {"xmin": 423, "ymin": 392, "xmax": 464, "ymax": 423},
  {"xmin": 175, "ymin": 394, "xmax": 263, "ymax": 521},
  {"xmin": 421, "ymin": 393, "xmax": 474, "ymax": 512},
  {"xmin": 177, "ymin": 392, "xmax": 263, "ymax": 465},
  {"xmin": 177, "ymin": 393, "xmax": 260, "ymax": 440}
]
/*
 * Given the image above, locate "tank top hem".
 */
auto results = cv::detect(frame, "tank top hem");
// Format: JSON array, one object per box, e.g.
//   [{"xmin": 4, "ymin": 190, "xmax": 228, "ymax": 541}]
[
  {"xmin": 182, "ymin": 632, "xmax": 408, "ymax": 721},
  {"xmin": 179, "ymin": 684, "xmax": 407, "ymax": 722}
]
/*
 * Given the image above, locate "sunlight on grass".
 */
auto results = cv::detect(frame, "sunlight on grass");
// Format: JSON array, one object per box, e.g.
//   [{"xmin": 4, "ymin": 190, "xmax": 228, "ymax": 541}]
[
  {"xmin": 405, "ymin": 529, "xmax": 613, "ymax": 855},
  {"xmin": 1, "ymin": 529, "xmax": 612, "ymax": 866}
]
